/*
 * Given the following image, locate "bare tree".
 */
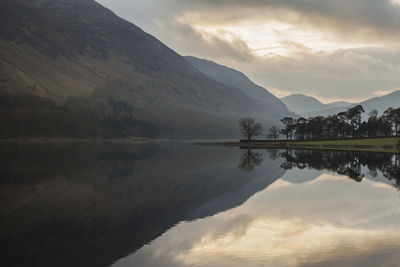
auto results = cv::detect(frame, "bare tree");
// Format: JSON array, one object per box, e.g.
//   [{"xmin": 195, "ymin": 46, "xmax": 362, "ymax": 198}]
[
  {"xmin": 267, "ymin": 126, "xmax": 280, "ymax": 140},
  {"xmin": 238, "ymin": 117, "xmax": 263, "ymax": 140}
]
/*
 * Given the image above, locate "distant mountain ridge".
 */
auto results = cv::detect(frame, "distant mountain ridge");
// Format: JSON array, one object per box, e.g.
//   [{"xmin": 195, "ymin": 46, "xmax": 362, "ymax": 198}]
[
  {"xmin": 281, "ymin": 92, "xmax": 400, "ymax": 118},
  {"xmin": 281, "ymin": 94, "xmax": 353, "ymax": 115},
  {"xmin": 325, "ymin": 101, "xmax": 354, "ymax": 109},
  {"xmin": 302, "ymin": 91, "xmax": 400, "ymax": 118},
  {"xmin": 0, "ymin": 0, "xmax": 292, "ymax": 139}
]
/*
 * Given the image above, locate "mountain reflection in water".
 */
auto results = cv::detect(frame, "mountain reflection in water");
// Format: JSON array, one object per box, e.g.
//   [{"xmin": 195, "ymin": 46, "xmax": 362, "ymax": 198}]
[
  {"xmin": 115, "ymin": 148, "xmax": 400, "ymax": 267},
  {"xmin": 0, "ymin": 143, "xmax": 399, "ymax": 267}
]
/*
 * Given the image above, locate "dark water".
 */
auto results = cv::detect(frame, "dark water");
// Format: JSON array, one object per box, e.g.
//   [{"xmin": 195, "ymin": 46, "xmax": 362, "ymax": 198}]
[{"xmin": 0, "ymin": 142, "xmax": 399, "ymax": 267}]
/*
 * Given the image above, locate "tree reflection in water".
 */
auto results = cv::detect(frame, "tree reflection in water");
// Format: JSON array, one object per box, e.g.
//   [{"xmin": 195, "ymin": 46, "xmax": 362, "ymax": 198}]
[
  {"xmin": 241, "ymin": 148, "xmax": 400, "ymax": 186},
  {"xmin": 239, "ymin": 149, "xmax": 263, "ymax": 171}
]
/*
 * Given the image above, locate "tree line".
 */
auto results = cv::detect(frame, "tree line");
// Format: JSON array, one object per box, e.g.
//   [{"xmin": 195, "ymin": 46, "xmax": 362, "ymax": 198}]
[
  {"xmin": 0, "ymin": 92, "xmax": 159, "ymax": 139},
  {"xmin": 239, "ymin": 105, "xmax": 400, "ymax": 140}
]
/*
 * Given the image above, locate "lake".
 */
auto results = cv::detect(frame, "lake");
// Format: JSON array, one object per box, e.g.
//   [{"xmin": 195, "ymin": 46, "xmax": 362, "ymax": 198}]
[{"xmin": 0, "ymin": 142, "xmax": 399, "ymax": 267}]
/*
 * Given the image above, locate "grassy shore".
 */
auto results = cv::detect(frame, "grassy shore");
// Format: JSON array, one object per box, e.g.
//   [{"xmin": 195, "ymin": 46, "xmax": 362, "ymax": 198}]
[{"xmin": 237, "ymin": 137, "xmax": 400, "ymax": 153}]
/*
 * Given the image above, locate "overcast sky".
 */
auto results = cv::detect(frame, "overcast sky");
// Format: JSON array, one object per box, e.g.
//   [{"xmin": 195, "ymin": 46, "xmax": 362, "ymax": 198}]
[{"xmin": 96, "ymin": 0, "xmax": 400, "ymax": 103}]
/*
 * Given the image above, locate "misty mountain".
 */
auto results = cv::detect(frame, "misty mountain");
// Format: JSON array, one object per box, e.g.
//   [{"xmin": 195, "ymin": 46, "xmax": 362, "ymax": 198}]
[
  {"xmin": 325, "ymin": 101, "xmax": 354, "ymax": 109},
  {"xmin": 185, "ymin": 56, "xmax": 292, "ymax": 121},
  {"xmin": 361, "ymin": 90, "xmax": 400, "ymax": 116},
  {"xmin": 281, "ymin": 94, "xmax": 326, "ymax": 114},
  {"xmin": 0, "ymin": 0, "xmax": 290, "ymax": 139},
  {"xmin": 281, "ymin": 94, "xmax": 353, "ymax": 115},
  {"xmin": 300, "ymin": 90, "xmax": 400, "ymax": 118}
]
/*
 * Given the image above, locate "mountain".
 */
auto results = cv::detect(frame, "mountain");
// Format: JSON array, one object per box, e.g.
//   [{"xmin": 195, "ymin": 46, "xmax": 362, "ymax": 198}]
[
  {"xmin": 0, "ymin": 0, "xmax": 290, "ymax": 139},
  {"xmin": 300, "ymin": 90, "xmax": 400, "ymax": 118},
  {"xmin": 280, "ymin": 93, "xmax": 354, "ymax": 116},
  {"xmin": 325, "ymin": 101, "xmax": 353, "ymax": 109},
  {"xmin": 281, "ymin": 94, "xmax": 327, "ymax": 114},
  {"xmin": 361, "ymin": 90, "xmax": 400, "ymax": 115},
  {"xmin": 185, "ymin": 56, "xmax": 292, "ymax": 121}
]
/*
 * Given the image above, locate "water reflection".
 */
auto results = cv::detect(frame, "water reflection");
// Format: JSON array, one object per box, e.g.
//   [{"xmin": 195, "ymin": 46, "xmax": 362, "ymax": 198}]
[
  {"xmin": 0, "ymin": 142, "xmax": 282, "ymax": 267},
  {"xmin": 239, "ymin": 149, "xmax": 263, "ymax": 171},
  {"xmin": 1, "ymin": 143, "xmax": 399, "ymax": 267},
  {"xmin": 278, "ymin": 149, "xmax": 400, "ymax": 185},
  {"xmin": 113, "ymin": 148, "xmax": 400, "ymax": 267},
  {"xmin": 241, "ymin": 148, "xmax": 400, "ymax": 186}
]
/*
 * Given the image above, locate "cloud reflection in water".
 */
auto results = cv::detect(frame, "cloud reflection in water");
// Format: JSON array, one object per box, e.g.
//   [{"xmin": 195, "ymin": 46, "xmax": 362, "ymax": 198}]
[{"xmin": 113, "ymin": 171, "xmax": 400, "ymax": 267}]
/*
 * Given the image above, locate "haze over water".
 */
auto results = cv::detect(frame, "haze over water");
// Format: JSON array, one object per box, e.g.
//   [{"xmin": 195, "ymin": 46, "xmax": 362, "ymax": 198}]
[{"xmin": 0, "ymin": 142, "xmax": 399, "ymax": 267}]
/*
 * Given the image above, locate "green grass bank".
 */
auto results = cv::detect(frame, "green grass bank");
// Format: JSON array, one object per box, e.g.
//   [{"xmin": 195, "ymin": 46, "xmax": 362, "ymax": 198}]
[{"xmin": 238, "ymin": 137, "xmax": 400, "ymax": 153}]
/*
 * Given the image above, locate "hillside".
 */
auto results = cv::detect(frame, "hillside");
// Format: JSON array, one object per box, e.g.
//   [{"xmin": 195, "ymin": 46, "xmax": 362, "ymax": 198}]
[
  {"xmin": 185, "ymin": 56, "xmax": 292, "ymax": 122},
  {"xmin": 0, "ymin": 0, "xmax": 290, "ymax": 139},
  {"xmin": 361, "ymin": 90, "xmax": 400, "ymax": 115}
]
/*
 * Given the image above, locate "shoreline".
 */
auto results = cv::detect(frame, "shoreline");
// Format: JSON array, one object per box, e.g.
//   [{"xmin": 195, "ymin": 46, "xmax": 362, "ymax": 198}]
[
  {"xmin": 3, "ymin": 137, "xmax": 400, "ymax": 153},
  {"xmin": 196, "ymin": 137, "xmax": 400, "ymax": 153}
]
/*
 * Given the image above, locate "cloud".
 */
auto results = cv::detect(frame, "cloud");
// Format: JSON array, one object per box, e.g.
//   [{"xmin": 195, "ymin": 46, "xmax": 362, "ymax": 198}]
[
  {"xmin": 96, "ymin": 0, "xmax": 400, "ymax": 101},
  {"xmin": 237, "ymin": 48, "xmax": 400, "ymax": 102},
  {"xmin": 126, "ymin": 0, "xmax": 400, "ymax": 44},
  {"xmin": 97, "ymin": 0, "xmax": 400, "ymax": 44},
  {"xmin": 159, "ymin": 21, "xmax": 255, "ymax": 62}
]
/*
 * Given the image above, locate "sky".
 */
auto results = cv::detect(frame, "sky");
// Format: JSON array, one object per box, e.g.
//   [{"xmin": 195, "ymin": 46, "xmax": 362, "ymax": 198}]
[{"xmin": 96, "ymin": 0, "xmax": 400, "ymax": 103}]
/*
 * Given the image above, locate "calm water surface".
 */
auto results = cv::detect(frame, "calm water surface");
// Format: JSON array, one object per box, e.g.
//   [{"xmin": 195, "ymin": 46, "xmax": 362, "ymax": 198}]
[{"xmin": 0, "ymin": 142, "xmax": 399, "ymax": 267}]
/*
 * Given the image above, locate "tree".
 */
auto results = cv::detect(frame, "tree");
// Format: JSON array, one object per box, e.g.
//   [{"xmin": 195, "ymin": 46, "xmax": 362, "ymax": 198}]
[
  {"xmin": 238, "ymin": 117, "xmax": 263, "ymax": 140},
  {"xmin": 280, "ymin": 117, "xmax": 294, "ymax": 140},
  {"xmin": 367, "ymin": 109, "xmax": 378, "ymax": 137},
  {"xmin": 377, "ymin": 116, "xmax": 392, "ymax": 137},
  {"xmin": 308, "ymin": 116, "xmax": 325, "ymax": 139},
  {"xmin": 337, "ymin": 111, "xmax": 348, "ymax": 138},
  {"xmin": 295, "ymin": 117, "xmax": 308, "ymax": 140},
  {"xmin": 369, "ymin": 109, "xmax": 378, "ymax": 118},
  {"xmin": 277, "ymin": 104, "xmax": 400, "ymax": 140},
  {"xmin": 346, "ymin": 105, "xmax": 365, "ymax": 137},
  {"xmin": 391, "ymin": 108, "xmax": 400, "ymax": 136},
  {"xmin": 383, "ymin": 107, "xmax": 394, "ymax": 136},
  {"xmin": 326, "ymin": 115, "xmax": 340, "ymax": 138},
  {"xmin": 267, "ymin": 126, "xmax": 280, "ymax": 140}
]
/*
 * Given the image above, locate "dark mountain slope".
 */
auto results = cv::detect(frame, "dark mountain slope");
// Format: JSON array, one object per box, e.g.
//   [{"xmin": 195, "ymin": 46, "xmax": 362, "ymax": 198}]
[
  {"xmin": 185, "ymin": 56, "xmax": 293, "ymax": 123},
  {"xmin": 0, "ymin": 0, "xmax": 289, "ymax": 138}
]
